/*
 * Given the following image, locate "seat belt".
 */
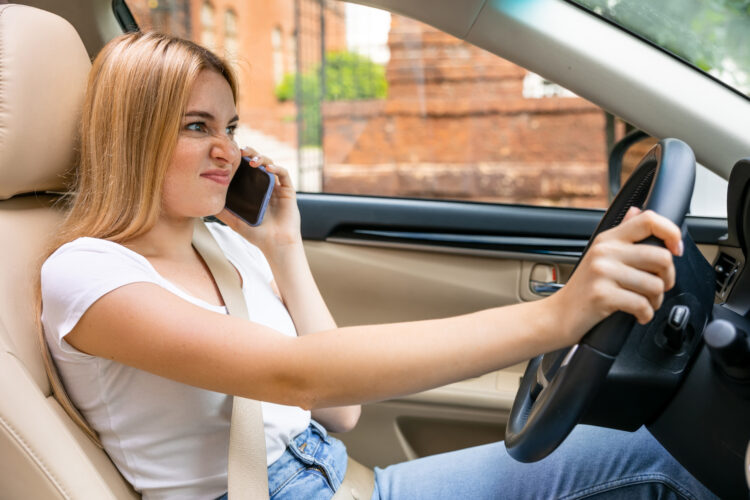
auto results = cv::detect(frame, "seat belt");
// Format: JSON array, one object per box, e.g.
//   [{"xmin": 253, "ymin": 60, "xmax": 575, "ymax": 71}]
[
  {"xmin": 193, "ymin": 220, "xmax": 269, "ymax": 500},
  {"xmin": 36, "ymin": 221, "xmax": 268, "ymax": 494},
  {"xmin": 39, "ymin": 220, "xmax": 372, "ymax": 498},
  {"xmin": 193, "ymin": 219, "xmax": 375, "ymax": 500},
  {"xmin": 333, "ymin": 457, "xmax": 376, "ymax": 500}
]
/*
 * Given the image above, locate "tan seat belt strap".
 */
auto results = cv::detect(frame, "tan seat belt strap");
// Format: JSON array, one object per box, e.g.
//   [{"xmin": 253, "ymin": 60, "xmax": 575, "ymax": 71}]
[
  {"xmin": 193, "ymin": 219, "xmax": 270, "ymax": 500},
  {"xmin": 333, "ymin": 457, "xmax": 375, "ymax": 500}
]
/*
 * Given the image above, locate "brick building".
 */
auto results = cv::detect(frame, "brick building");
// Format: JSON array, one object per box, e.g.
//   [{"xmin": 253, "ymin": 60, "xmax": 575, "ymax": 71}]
[{"xmin": 323, "ymin": 15, "xmax": 617, "ymax": 207}]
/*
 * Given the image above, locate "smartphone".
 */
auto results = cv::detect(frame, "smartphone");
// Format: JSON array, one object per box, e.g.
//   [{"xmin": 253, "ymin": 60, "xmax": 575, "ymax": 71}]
[{"xmin": 224, "ymin": 156, "xmax": 275, "ymax": 226}]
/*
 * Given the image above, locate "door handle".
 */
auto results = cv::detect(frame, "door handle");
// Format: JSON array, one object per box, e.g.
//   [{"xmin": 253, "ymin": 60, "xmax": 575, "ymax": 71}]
[
  {"xmin": 529, "ymin": 263, "xmax": 563, "ymax": 296},
  {"xmin": 529, "ymin": 280, "xmax": 564, "ymax": 296}
]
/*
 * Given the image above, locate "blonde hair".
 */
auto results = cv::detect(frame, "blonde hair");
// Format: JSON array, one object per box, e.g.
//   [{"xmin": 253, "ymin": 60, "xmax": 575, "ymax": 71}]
[
  {"xmin": 34, "ymin": 32, "xmax": 237, "ymax": 328},
  {"xmin": 58, "ymin": 30, "xmax": 237, "ymax": 244}
]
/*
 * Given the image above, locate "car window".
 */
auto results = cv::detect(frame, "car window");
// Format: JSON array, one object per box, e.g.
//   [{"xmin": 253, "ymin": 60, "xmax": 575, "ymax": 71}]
[
  {"xmin": 572, "ymin": 0, "xmax": 750, "ymax": 98},
  {"xmin": 124, "ymin": 0, "xmax": 727, "ymax": 217},
  {"xmin": 621, "ymin": 137, "xmax": 727, "ymax": 218}
]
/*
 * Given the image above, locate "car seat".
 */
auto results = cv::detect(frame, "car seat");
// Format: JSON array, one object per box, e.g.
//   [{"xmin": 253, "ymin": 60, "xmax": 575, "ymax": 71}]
[{"xmin": 0, "ymin": 4, "xmax": 139, "ymax": 498}]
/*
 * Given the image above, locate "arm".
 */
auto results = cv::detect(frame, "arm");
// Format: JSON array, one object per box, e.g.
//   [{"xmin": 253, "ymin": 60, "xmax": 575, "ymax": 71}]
[
  {"xmin": 64, "ymin": 207, "xmax": 682, "ymax": 411},
  {"xmin": 266, "ymin": 243, "xmax": 361, "ymax": 432},
  {"xmin": 219, "ymin": 154, "xmax": 360, "ymax": 432}
]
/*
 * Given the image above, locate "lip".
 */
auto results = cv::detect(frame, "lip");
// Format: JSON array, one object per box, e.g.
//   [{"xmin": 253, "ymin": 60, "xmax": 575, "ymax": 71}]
[{"xmin": 200, "ymin": 169, "xmax": 231, "ymax": 186}]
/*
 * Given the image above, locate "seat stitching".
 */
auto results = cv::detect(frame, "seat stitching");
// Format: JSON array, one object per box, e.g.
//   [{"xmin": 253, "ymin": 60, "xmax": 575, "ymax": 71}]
[{"xmin": 0, "ymin": 412, "xmax": 71, "ymax": 499}]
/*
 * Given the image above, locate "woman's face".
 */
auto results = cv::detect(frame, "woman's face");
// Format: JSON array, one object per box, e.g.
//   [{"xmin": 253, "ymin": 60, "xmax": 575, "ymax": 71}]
[{"xmin": 162, "ymin": 69, "xmax": 240, "ymax": 220}]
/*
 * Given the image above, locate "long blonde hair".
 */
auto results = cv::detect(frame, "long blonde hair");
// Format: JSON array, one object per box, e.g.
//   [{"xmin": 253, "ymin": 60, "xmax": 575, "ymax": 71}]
[
  {"xmin": 35, "ymin": 32, "xmax": 237, "ymax": 327},
  {"xmin": 58, "ymin": 30, "xmax": 237, "ymax": 245}
]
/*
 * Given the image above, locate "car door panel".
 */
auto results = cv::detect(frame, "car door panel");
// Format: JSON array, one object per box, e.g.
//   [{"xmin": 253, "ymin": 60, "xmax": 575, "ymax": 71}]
[{"xmin": 299, "ymin": 193, "xmax": 726, "ymax": 467}]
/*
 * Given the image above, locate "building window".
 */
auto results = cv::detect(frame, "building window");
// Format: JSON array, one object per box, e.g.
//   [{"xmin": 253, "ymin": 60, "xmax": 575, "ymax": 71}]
[
  {"xmin": 224, "ymin": 9, "xmax": 238, "ymax": 59},
  {"xmin": 522, "ymin": 72, "xmax": 576, "ymax": 99},
  {"xmin": 200, "ymin": 1, "xmax": 214, "ymax": 50},
  {"xmin": 272, "ymin": 27, "xmax": 284, "ymax": 85}
]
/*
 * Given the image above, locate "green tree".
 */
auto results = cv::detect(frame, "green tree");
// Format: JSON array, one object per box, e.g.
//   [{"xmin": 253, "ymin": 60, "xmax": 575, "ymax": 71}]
[
  {"xmin": 276, "ymin": 51, "xmax": 388, "ymax": 146},
  {"xmin": 577, "ymin": 0, "xmax": 750, "ymax": 93}
]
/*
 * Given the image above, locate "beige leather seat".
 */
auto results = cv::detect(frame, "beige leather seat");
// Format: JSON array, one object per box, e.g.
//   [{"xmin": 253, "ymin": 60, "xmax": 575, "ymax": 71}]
[{"xmin": 0, "ymin": 4, "xmax": 138, "ymax": 498}]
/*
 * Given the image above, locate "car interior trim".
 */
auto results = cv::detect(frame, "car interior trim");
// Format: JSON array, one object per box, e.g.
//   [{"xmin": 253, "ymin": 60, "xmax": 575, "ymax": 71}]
[
  {"xmin": 111, "ymin": 0, "xmax": 138, "ymax": 33},
  {"xmin": 299, "ymin": 194, "xmax": 728, "ymax": 245},
  {"xmin": 326, "ymin": 236, "xmax": 583, "ymax": 263},
  {"xmin": 563, "ymin": 0, "xmax": 750, "ymax": 102},
  {"xmin": 329, "ymin": 230, "xmax": 587, "ymax": 259}
]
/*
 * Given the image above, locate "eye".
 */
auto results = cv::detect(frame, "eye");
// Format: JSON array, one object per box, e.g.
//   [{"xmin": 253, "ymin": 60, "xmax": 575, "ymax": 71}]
[
  {"xmin": 185, "ymin": 121, "xmax": 207, "ymax": 133},
  {"xmin": 226, "ymin": 124, "xmax": 237, "ymax": 138}
]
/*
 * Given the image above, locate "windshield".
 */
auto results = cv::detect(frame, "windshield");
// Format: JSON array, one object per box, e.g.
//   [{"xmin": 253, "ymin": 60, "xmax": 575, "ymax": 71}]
[{"xmin": 572, "ymin": 0, "xmax": 750, "ymax": 98}]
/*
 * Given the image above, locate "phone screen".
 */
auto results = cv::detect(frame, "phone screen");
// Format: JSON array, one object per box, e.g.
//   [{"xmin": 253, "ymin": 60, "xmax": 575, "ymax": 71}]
[{"xmin": 224, "ymin": 157, "xmax": 275, "ymax": 226}]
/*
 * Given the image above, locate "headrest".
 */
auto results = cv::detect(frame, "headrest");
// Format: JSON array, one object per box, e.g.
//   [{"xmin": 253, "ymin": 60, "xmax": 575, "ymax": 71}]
[{"xmin": 0, "ymin": 4, "xmax": 91, "ymax": 200}]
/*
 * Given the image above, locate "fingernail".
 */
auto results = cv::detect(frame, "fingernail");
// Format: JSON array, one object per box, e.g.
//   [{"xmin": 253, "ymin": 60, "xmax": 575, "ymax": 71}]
[
  {"xmin": 677, "ymin": 240, "xmax": 684, "ymax": 257},
  {"xmin": 252, "ymin": 156, "xmax": 260, "ymax": 162}
]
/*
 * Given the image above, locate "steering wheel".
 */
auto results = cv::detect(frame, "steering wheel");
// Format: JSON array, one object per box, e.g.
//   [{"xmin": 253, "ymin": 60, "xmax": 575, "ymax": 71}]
[{"xmin": 505, "ymin": 138, "xmax": 696, "ymax": 462}]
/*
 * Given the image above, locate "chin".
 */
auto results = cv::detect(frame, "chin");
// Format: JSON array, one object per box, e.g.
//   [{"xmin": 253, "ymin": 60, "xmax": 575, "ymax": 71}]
[{"xmin": 195, "ymin": 196, "xmax": 227, "ymax": 218}]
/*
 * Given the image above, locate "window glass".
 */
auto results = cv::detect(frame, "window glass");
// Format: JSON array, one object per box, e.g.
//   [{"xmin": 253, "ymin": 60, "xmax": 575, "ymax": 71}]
[
  {"xmin": 573, "ymin": 0, "xmax": 750, "ymax": 98},
  {"xmin": 621, "ymin": 136, "xmax": 727, "ymax": 218},
  {"xmin": 126, "ymin": 0, "xmax": 726, "ymax": 216}
]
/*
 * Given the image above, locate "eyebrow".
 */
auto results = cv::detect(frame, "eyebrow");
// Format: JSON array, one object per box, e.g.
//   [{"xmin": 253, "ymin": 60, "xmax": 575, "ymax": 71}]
[{"xmin": 184, "ymin": 110, "xmax": 239, "ymax": 123}]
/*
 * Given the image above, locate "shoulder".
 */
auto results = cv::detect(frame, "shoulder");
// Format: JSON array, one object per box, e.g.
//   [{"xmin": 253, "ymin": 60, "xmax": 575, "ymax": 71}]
[
  {"xmin": 42, "ymin": 237, "xmax": 154, "ymax": 283},
  {"xmin": 41, "ymin": 237, "xmax": 160, "ymax": 320},
  {"xmin": 41, "ymin": 237, "xmax": 162, "ymax": 349}
]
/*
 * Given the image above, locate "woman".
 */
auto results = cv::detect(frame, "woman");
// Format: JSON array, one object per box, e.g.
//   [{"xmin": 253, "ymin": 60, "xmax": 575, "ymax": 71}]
[{"xmin": 39, "ymin": 31, "xmax": 714, "ymax": 499}]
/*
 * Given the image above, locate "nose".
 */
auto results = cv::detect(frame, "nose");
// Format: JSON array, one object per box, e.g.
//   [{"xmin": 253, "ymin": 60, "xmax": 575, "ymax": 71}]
[{"xmin": 210, "ymin": 133, "xmax": 240, "ymax": 167}]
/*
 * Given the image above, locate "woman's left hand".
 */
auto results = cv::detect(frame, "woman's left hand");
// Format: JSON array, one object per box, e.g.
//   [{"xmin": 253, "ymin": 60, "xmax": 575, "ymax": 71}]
[
  {"xmin": 218, "ymin": 147, "xmax": 302, "ymax": 253},
  {"xmin": 548, "ymin": 206, "xmax": 682, "ymax": 347}
]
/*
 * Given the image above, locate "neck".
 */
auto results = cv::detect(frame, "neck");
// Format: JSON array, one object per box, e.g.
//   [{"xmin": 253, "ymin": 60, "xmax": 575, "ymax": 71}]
[{"xmin": 125, "ymin": 214, "xmax": 198, "ymax": 260}]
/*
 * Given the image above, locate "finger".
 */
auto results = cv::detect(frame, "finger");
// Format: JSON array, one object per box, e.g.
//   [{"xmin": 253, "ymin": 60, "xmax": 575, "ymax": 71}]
[
  {"xmin": 609, "ymin": 210, "xmax": 684, "ymax": 257},
  {"xmin": 622, "ymin": 205, "xmax": 642, "ymax": 222},
  {"xmin": 249, "ymin": 155, "xmax": 274, "ymax": 167},
  {"xmin": 608, "ymin": 287, "xmax": 657, "ymax": 325},
  {"xmin": 241, "ymin": 146, "xmax": 259, "ymax": 158},
  {"xmin": 598, "ymin": 243, "xmax": 676, "ymax": 290},
  {"xmin": 264, "ymin": 164, "xmax": 295, "ymax": 190},
  {"xmin": 612, "ymin": 262, "xmax": 666, "ymax": 310}
]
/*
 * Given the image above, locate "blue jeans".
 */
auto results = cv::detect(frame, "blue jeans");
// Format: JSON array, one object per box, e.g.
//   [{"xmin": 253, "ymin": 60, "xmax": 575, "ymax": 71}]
[
  {"xmin": 267, "ymin": 420, "xmax": 349, "ymax": 499},
  {"xmin": 222, "ymin": 422, "xmax": 718, "ymax": 499}
]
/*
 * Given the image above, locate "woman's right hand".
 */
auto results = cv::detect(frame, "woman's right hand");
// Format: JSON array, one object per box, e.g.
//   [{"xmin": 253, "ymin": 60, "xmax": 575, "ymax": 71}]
[
  {"xmin": 550, "ymin": 207, "xmax": 684, "ymax": 346},
  {"xmin": 218, "ymin": 147, "xmax": 302, "ymax": 254}
]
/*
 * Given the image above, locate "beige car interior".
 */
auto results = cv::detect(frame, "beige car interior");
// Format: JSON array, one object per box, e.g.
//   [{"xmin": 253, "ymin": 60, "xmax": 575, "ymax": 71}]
[
  {"xmin": 0, "ymin": 4, "xmax": 139, "ymax": 498},
  {"xmin": 0, "ymin": 1, "xmax": 730, "ymax": 498}
]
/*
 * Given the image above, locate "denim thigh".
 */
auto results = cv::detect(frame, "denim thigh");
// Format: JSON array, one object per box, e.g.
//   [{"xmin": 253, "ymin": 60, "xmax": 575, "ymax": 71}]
[{"xmin": 371, "ymin": 425, "xmax": 718, "ymax": 500}]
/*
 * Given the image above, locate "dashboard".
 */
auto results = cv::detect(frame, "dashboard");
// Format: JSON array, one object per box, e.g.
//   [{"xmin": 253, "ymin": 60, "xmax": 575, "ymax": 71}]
[{"xmin": 652, "ymin": 157, "xmax": 750, "ymax": 498}]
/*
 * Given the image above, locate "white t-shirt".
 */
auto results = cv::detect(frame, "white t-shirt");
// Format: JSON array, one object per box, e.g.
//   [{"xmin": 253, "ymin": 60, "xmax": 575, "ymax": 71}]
[{"xmin": 40, "ymin": 222, "xmax": 310, "ymax": 500}]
